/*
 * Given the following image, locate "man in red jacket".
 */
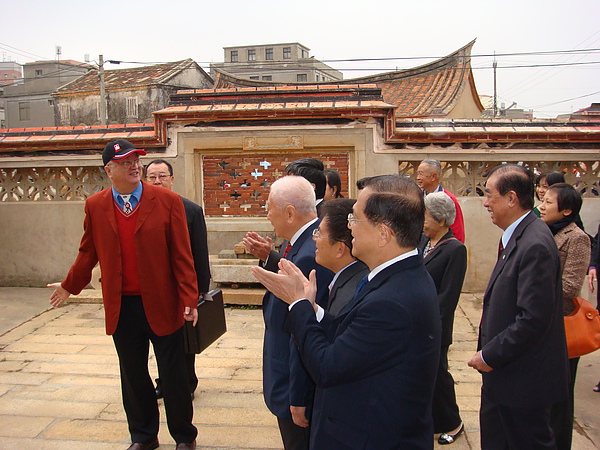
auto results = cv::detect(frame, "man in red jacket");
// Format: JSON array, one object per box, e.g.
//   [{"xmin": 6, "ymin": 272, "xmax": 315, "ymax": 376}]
[
  {"xmin": 48, "ymin": 139, "xmax": 199, "ymax": 450},
  {"xmin": 416, "ymin": 159, "xmax": 466, "ymax": 243}
]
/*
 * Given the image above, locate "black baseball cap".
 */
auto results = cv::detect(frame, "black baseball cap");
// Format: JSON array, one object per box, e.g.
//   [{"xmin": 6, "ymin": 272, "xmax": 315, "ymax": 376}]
[{"xmin": 102, "ymin": 139, "xmax": 147, "ymax": 166}]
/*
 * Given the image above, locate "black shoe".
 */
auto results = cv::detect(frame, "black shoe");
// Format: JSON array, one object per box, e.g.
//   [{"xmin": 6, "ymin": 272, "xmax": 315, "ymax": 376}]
[
  {"xmin": 438, "ymin": 422, "xmax": 464, "ymax": 445},
  {"xmin": 127, "ymin": 437, "xmax": 159, "ymax": 450},
  {"xmin": 155, "ymin": 378, "xmax": 163, "ymax": 399}
]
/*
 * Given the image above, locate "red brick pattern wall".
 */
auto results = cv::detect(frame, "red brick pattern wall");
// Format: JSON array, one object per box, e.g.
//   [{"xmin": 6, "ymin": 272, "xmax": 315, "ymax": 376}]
[{"xmin": 203, "ymin": 153, "xmax": 349, "ymax": 216}]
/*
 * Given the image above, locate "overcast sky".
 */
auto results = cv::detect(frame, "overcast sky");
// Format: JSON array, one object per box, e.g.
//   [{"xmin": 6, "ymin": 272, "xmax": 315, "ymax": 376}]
[{"xmin": 2, "ymin": 0, "xmax": 599, "ymax": 118}]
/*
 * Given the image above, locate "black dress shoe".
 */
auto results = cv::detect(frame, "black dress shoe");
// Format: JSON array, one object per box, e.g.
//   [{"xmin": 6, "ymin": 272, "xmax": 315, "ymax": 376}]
[
  {"xmin": 155, "ymin": 378, "xmax": 163, "ymax": 399},
  {"xmin": 438, "ymin": 422, "xmax": 464, "ymax": 445},
  {"xmin": 176, "ymin": 440, "xmax": 196, "ymax": 449},
  {"xmin": 127, "ymin": 438, "xmax": 159, "ymax": 450}
]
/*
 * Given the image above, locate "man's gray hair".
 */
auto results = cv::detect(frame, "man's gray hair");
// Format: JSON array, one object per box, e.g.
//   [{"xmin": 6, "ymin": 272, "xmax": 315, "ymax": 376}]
[
  {"xmin": 270, "ymin": 176, "xmax": 317, "ymax": 215},
  {"xmin": 424, "ymin": 191, "xmax": 456, "ymax": 226},
  {"xmin": 421, "ymin": 159, "xmax": 442, "ymax": 175}
]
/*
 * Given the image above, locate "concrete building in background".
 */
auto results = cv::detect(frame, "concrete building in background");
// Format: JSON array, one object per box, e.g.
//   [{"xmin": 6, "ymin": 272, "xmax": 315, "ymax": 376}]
[
  {"xmin": 0, "ymin": 61, "xmax": 24, "ymax": 127},
  {"xmin": 53, "ymin": 59, "xmax": 213, "ymax": 126},
  {"xmin": 1, "ymin": 60, "xmax": 91, "ymax": 128},
  {"xmin": 0, "ymin": 61, "xmax": 23, "ymax": 88},
  {"xmin": 210, "ymin": 43, "xmax": 342, "ymax": 84}
]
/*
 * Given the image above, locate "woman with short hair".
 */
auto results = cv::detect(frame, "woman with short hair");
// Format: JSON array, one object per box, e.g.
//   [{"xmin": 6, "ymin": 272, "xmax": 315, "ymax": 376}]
[
  {"xmin": 539, "ymin": 183, "xmax": 590, "ymax": 450},
  {"xmin": 323, "ymin": 169, "xmax": 344, "ymax": 201},
  {"xmin": 419, "ymin": 192, "xmax": 467, "ymax": 445}
]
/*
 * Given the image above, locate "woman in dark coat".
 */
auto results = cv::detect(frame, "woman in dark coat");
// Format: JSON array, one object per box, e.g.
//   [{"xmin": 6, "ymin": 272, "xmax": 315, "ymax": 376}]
[{"xmin": 419, "ymin": 192, "xmax": 468, "ymax": 445}]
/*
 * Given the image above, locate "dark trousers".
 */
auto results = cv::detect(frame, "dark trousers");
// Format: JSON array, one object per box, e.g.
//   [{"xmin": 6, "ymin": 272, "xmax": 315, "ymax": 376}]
[
  {"xmin": 156, "ymin": 352, "xmax": 198, "ymax": 393},
  {"xmin": 480, "ymin": 390, "xmax": 556, "ymax": 450},
  {"xmin": 277, "ymin": 417, "xmax": 310, "ymax": 450},
  {"xmin": 549, "ymin": 357, "xmax": 579, "ymax": 450},
  {"xmin": 112, "ymin": 296, "xmax": 197, "ymax": 444},
  {"xmin": 432, "ymin": 345, "xmax": 462, "ymax": 433}
]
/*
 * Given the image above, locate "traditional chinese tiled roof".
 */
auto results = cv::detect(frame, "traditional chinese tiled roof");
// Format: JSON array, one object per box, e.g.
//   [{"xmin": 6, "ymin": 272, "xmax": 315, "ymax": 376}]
[
  {"xmin": 213, "ymin": 41, "xmax": 484, "ymax": 118},
  {"xmin": 54, "ymin": 59, "xmax": 211, "ymax": 95},
  {"xmin": 0, "ymin": 123, "xmax": 162, "ymax": 153},
  {"xmin": 156, "ymin": 84, "xmax": 394, "ymax": 121}
]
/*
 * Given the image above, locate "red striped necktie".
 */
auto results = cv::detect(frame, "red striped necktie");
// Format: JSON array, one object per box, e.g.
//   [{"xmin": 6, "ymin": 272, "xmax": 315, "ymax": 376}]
[{"xmin": 283, "ymin": 242, "xmax": 292, "ymax": 258}]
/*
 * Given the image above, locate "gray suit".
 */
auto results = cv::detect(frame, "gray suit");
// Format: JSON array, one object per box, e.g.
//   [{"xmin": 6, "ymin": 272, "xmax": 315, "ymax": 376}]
[{"xmin": 327, "ymin": 261, "xmax": 369, "ymax": 316}]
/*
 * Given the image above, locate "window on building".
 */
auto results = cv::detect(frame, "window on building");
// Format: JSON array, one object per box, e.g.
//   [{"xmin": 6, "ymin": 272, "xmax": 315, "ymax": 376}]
[
  {"xmin": 35, "ymin": 70, "xmax": 42, "ymax": 77},
  {"xmin": 19, "ymin": 102, "xmax": 31, "ymax": 121},
  {"xmin": 249, "ymin": 76, "xmax": 259, "ymax": 80},
  {"xmin": 262, "ymin": 75, "xmax": 272, "ymax": 81},
  {"xmin": 283, "ymin": 47, "xmax": 291, "ymax": 59},
  {"xmin": 248, "ymin": 49, "xmax": 256, "ymax": 61},
  {"xmin": 59, "ymin": 104, "xmax": 70, "ymax": 124},
  {"xmin": 316, "ymin": 74, "xmax": 319, "ymax": 81},
  {"xmin": 302, "ymin": 50, "xmax": 309, "ymax": 59},
  {"xmin": 231, "ymin": 50, "xmax": 238, "ymax": 62},
  {"xmin": 297, "ymin": 74, "xmax": 307, "ymax": 82},
  {"xmin": 265, "ymin": 48, "xmax": 273, "ymax": 60},
  {"xmin": 126, "ymin": 97, "xmax": 138, "ymax": 118}
]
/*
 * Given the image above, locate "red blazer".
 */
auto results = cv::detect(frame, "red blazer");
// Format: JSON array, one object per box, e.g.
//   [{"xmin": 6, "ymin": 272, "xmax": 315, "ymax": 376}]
[{"xmin": 62, "ymin": 182, "xmax": 199, "ymax": 336}]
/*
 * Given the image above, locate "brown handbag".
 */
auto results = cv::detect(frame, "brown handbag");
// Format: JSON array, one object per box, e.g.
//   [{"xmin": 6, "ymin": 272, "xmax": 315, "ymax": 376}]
[{"xmin": 564, "ymin": 297, "xmax": 600, "ymax": 359}]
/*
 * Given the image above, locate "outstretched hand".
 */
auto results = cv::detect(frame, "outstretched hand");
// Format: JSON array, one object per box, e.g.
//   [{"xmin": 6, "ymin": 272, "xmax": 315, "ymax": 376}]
[
  {"xmin": 251, "ymin": 259, "xmax": 317, "ymax": 307},
  {"xmin": 47, "ymin": 282, "xmax": 71, "ymax": 307}
]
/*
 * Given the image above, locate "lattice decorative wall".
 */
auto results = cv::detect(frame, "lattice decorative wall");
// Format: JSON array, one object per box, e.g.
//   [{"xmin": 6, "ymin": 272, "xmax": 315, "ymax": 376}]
[
  {"xmin": 0, "ymin": 167, "xmax": 109, "ymax": 202},
  {"xmin": 203, "ymin": 153, "xmax": 350, "ymax": 216},
  {"xmin": 2, "ymin": 159, "xmax": 596, "ymax": 204},
  {"xmin": 399, "ymin": 160, "xmax": 600, "ymax": 198}
]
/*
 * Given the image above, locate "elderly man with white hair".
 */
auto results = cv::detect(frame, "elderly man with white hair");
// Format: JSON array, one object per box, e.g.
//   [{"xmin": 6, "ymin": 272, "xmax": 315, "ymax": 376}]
[
  {"xmin": 416, "ymin": 159, "xmax": 466, "ymax": 243},
  {"xmin": 420, "ymin": 191, "xmax": 467, "ymax": 445},
  {"xmin": 260, "ymin": 175, "xmax": 334, "ymax": 450}
]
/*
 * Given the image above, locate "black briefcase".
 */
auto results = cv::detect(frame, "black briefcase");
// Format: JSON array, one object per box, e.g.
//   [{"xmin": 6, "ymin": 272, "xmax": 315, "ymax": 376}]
[{"xmin": 184, "ymin": 288, "xmax": 227, "ymax": 354}]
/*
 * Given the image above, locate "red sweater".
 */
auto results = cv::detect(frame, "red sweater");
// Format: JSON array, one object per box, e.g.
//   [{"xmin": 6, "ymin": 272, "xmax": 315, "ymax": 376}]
[{"xmin": 114, "ymin": 202, "xmax": 141, "ymax": 295}]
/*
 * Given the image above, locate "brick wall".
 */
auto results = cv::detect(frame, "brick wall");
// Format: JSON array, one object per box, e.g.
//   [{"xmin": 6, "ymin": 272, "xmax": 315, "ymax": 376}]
[{"xmin": 203, "ymin": 153, "xmax": 349, "ymax": 216}]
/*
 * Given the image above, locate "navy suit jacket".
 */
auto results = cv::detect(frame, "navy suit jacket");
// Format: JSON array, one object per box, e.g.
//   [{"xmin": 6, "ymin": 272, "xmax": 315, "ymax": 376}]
[
  {"xmin": 479, "ymin": 211, "xmax": 569, "ymax": 408},
  {"xmin": 262, "ymin": 220, "xmax": 334, "ymax": 420},
  {"xmin": 288, "ymin": 254, "xmax": 440, "ymax": 449}
]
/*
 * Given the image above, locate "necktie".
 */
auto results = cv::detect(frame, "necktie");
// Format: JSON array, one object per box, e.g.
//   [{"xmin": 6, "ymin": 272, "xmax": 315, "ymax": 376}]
[
  {"xmin": 282, "ymin": 242, "xmax": 292, "ymax": 258},
  {"xmin": 498, "ymin": 239, "xmax": 505, "ymax": 260},
  {"xmin": 354, "ymin": 275, "xmax": 368, "ymax": 296},
  {"xmin": 120, "ymin": 194, "xmax": 132, "ymax": 214}
]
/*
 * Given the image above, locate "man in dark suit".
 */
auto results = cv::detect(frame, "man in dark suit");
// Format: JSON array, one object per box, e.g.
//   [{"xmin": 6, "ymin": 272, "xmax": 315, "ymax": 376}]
[
  {"xmin": 145, "ymin": 159, "xmax": 211, "ymax": 400},
  {"xmin": 243, "ymin": 158, "xmax": 327, "ymax": 272},
  {"xmin": 468, "ymin": 163, "xmax": 569, "ymax": 449},
  {"xmin": 252, "ymin": 176, "xmax": 441, "ymax": 449},
  {"xmin": 47, "ymin": 140, "xmax": 198, "ymax": 450},
  {"xmin": 260, "ymin": 175, "xmax": 334, "ymax": 449},
  {"xmin": 313, "ymin": 198, "xmax": 368, "ymax": 316}
]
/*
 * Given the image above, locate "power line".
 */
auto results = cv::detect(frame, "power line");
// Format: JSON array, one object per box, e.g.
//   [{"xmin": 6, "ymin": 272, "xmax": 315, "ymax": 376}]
[
  {"xmin": 0, "ymin": 42, "xmax": 50, "ymax": 61},
  {"xmin": 529, "ymin": 90, "xmax": 600, "ymax": 109}
]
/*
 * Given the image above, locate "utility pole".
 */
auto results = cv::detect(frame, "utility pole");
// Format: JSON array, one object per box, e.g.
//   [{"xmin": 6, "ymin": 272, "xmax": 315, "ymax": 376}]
[
  {"xmin": 493, "ymin": 52, "xmax": 497, "ymax": 118},
  {"xmin": 99, "ymin": 54, "xmax": 107, "ymax": 125}
]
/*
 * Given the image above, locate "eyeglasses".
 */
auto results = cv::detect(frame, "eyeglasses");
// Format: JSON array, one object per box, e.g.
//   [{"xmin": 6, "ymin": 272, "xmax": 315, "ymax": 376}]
[
  {"xmin": 146, "ymin": 174, "xmax": 171, "ymax": 182},
  {"xmin": 111, "ymin": 159, "xmax": 142, "ymax": 168},
  {"xmin": 313, "ymin": 227, "xmax": 337, "ymax": 240},
  {"xmin": 347, "ymin": 213, "xmax": 369, "ymax": 227}
]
